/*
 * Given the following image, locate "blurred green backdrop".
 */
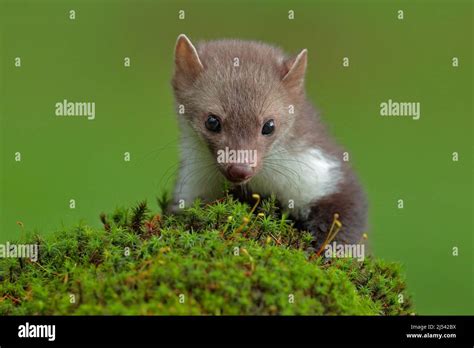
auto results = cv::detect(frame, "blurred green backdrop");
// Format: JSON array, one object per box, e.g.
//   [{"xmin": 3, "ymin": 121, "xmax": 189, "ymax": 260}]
[{"xmin": 0, "ymin": 0, "xmax": 472, "ymax": 315}]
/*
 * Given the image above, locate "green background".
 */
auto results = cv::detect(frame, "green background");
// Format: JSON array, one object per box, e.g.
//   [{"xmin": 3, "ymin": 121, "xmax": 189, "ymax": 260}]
[{"xmin": 0, "ymin": 0, "xmax": 472, "ymax": 315}]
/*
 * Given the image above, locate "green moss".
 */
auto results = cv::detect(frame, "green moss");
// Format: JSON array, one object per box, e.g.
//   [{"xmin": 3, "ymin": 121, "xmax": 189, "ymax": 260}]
[{"xmin": 0, "ymin": 195, "xmax": 414, "ymax": 315}]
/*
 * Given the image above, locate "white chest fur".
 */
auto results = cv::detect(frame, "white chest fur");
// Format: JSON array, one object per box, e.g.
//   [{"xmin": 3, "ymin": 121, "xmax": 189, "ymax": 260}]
[{"xmin": 248, "ymin": 146, "xmax": 343, "ymax": 219}]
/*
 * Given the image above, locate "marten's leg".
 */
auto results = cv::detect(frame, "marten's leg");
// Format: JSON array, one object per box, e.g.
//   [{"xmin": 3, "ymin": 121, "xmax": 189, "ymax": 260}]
[{"xmin": 298, "ymin": 178, "xmax": 368, "ymax": 249}]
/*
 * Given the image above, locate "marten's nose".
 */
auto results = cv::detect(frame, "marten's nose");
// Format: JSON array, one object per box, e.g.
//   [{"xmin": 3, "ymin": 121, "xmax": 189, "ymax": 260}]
[{"xmin": 227, "ymin": 164, "xmax": 253, "ymax": 182}]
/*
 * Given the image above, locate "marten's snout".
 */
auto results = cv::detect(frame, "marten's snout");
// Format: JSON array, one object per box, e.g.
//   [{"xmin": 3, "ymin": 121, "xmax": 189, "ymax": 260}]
[{"xmin": 227, "ymin": 164, "xmax": 254, "ymax": 183}]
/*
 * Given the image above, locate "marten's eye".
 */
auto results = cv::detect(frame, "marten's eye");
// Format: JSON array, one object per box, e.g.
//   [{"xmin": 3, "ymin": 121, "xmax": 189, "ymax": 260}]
[
  {"xmin": 261, "ymin": 119, "xmax": 275, "ymax": 136},
  {"xmin": 205, "ymin": 115, "xmax": 221, "ymax": 133}
]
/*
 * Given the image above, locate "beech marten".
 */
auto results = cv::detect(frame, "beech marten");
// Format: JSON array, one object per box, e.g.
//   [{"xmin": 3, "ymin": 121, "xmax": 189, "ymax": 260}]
[{"xmin": 169, "ymin": 34, "xmax": 367, "ymax": 247}]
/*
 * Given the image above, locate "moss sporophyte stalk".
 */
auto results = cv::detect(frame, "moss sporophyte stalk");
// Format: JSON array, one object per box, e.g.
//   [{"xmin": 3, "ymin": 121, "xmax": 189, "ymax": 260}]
[{"xmin": 0, "ymin": 193, "xmax": 413, "ymax": 315}]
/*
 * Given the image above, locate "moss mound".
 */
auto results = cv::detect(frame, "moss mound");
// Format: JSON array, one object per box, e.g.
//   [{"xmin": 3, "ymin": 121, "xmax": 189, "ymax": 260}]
[{"xmin": 0, "ymin": 195, "xmax": 413, "ymax": 315}]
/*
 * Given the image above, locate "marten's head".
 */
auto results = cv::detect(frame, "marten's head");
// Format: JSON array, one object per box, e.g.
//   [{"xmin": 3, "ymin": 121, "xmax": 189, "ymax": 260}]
[{"xmin": 172, "ymin": 34, "xmax": 308, "ymax": 184}]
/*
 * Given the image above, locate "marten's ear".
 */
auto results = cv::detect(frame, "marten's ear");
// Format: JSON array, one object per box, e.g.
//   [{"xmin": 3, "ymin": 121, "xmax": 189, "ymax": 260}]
[
  {"xmin": 174, "ymin": 34, "xmax": 204, "ymax": 80},
  {"xmin": 281, "ymin": 49, "xmax": 307, "ymax": 90}
]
